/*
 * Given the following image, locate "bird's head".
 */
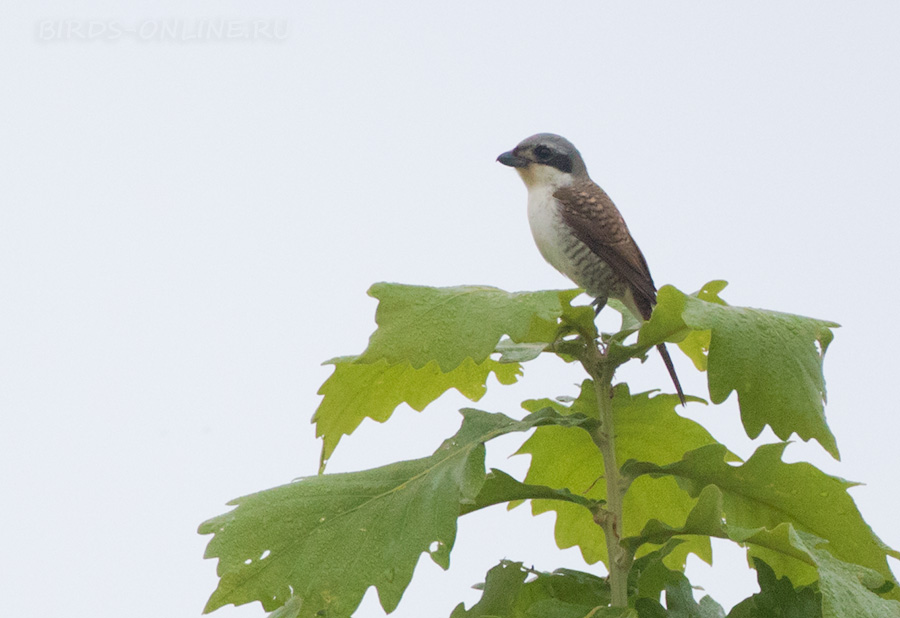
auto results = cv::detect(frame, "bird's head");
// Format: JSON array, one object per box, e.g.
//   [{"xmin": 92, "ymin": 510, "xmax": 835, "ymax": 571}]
[{"xmin": 497, "ymin": 133, "xmax": 589, "ymax": 190}]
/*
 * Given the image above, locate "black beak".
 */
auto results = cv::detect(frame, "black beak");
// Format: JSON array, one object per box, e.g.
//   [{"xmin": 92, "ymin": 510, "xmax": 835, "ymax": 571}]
[{"xmin": 497, "ymin": 150, "xmax": 528, "ymax": 168}]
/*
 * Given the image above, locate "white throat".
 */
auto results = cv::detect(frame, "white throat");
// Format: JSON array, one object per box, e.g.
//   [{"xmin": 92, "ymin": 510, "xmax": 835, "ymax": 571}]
[{"xmin": 515, "ymin": 163, "xmax": 575, "ymax": 193}]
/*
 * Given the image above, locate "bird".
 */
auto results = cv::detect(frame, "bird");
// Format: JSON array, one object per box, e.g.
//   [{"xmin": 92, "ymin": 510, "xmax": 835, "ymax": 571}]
[{"xmin": 497, "ymin": 132, "xmax": 686, "ymax": 405}]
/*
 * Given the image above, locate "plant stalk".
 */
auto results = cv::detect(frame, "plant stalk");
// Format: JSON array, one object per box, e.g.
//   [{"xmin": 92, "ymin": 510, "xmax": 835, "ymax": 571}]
[{"xmin": 583, "ymin": 344, "xmax": 630, "ymax": 607}]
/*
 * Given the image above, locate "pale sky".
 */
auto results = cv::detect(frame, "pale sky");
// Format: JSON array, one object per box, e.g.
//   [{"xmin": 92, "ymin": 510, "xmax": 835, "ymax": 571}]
[{"xmin": 2, "ymin": 2, "xmax": 899, "ymax": 617}]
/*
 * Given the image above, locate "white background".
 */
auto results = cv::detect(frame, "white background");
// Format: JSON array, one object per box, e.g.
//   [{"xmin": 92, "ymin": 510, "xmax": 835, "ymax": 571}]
[{"xmin": 2, "ymin": 2, "xmax": 899, "ymax": 616}]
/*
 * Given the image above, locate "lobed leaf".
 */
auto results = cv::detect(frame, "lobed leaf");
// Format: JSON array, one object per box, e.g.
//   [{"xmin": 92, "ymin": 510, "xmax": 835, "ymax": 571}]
[
  {"xmin": 623, "ymin": 444, "xmax": 899, "ymax": 591},
  {"xmin": 669, "ymin": 281, "xmax": 728, "ymax": 372},
  {"xmin": 358, "ymin": 284, "xmax": 577, "ymax": 371},
  {"xmin": 633, "ymin": 573, "xmax": 726, "ymax": 618},
  {"xmin": 201, "ymin": 408, "xmax": 590, "ymax": 617},
  {"xmin": 625, "ymin": 487, "xmax": 821, "ymax": 586},
  {"xmin": 494, "ymin": 338, "xmax": 549, "ymax": 363},
  {"xmin": 516, "ymin": 383, "xmax": 721, "ymax": 569},
  {"xmin": 462, "ymin": 468, "xmax": 596, "ymax": 516},
  {"xmin": 313, "ymin": 356, "xmax": 520, "ymax": 466},
  {"xmin": 449, "ymin": 561, "xmax": 529, "ymax": 618},
  {"xmin": 628, "ymin": 540, "xmax": 695, "ymax": 612},
  {"xmin": 737, "ymin": 528, "xmax": 900, "ymax": 618},
  {"xmin": 790, "ymin": 530, "xmax": 900, "ymax": 618},
  {"xmin": 313, "ymin": 284, "xmax": 595, "ymax": 464},
  {"xmin": 451, "ymin": 560, "xmax": 636, "ymax": 618},
  {"xmin": 633, "ymin": 521, "xmax": 900, "ymax": 617},
  {"xmin": 727, "ymin": 559, "xmax": 821, "ymax": 618},
  {"xmin": 641, "ymin": 281, "xmax": 840, "ymax": 458}
]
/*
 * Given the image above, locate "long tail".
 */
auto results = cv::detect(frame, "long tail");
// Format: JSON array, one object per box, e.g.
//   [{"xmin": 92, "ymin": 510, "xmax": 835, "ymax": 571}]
[{"xmin": 656, "ymin": 343, "xmax": 686, "ymax": 406}]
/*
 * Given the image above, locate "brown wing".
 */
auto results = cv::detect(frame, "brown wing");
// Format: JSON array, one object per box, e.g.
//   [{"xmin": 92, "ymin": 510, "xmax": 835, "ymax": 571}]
[{"xmin": 555, "ymin": 181, "xmax": 657, "ymax": 318}]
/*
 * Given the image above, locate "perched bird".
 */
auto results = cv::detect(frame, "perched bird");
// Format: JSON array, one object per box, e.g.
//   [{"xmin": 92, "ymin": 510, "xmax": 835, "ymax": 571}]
[{"xmin": 498, "ymin": 133, "xmax": 685, "ymax": 405}]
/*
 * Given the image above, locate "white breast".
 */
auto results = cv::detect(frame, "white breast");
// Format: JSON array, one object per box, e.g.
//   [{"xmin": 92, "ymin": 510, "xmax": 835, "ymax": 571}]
[{"xmin": 526, "ymin": 185, "xmax": 575, "ymax": 278}]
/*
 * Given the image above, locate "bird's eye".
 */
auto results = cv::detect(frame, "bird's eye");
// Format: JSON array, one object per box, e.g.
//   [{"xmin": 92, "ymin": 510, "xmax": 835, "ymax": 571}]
[{"xmin": 533, "ymin": 145, "xmax": 553, "ymax": 162}]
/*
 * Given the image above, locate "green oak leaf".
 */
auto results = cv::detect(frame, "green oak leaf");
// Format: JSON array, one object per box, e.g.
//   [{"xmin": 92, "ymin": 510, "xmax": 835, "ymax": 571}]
[
  {"xmin": 313, "ymin": 356, "xmax": 521, "ymax": 466},
  {"xmin": 608, "ymin": 298, "xmax": 642, "ymax": 333},
  {"xmin": 636, "ymin": 603, "xmax": 668, "ymax": 618},
  {"xmin": 452, "ymin": 560, "xmax": 635, "ymax": 618},
  {"xmin": 728, "ymin": 528, "xmax": 900, "ymax": 618},
  {"xmin": 606, "ymin": 280, "xmax": 724, "ymax": 372},
  {"xmin": 641, "ymin": 282, "xmax": 840, "ymax": 458},
  {"xmin": 623, "ymin": 444, "xmax": 899, "ymax": 591},
  {"xmin": 628, "ymin": 540, "xmax": 689, "ymax": 604},
  {"xmin": 625, "ymin": 486, "xmax": 820, "ymax": 586},
  {"xmin": 663, "ymin": 575, "xmax": 726, "ymax": 618},
  {"xmin": 676, "ymin": 328, "xmax": 710, "ymax": 372},
  {"xmin": 267, "ymin": 596, "xmax": 303, "ymax": 618},
  {"xmin": 561, "ymin": 293, "xmax": 601, "ymax": 341},
  {"xmin": 622, "ymin": 486, "xmax": 731, "ymax": 556},
  {"xmin": 462, "ymin": 468, "xmax": 596, "ymax": 515},
  {"xmin": 634, "ymin": 566, "xmax": 725, "ymax": 617},
  {"xmin": 358, "ymin": 284, "xmax": 578, "ymax": 371},
  {"xmin": 672, "ymin": 281, "xmax": 728, "ymax": 371},
  {"xmin": 789, "ymin": 530, "xmax": 900, "ymax": 617},
  {"xmin": 495, "ymin": 337, "xmax": 549, "ymax": 363},
  {"xmin": 313, "ymin": 285, "xmax": 591, "ymax": 464},
  {"xmin": 516, "ymin": 382, "xmax": 721, "ymax": 569},
  {"xmin": 727, "ymin": 559, "xmax": 821, "ymax": 618},
  {"xmin": 201, "ymin": 409, "xmax": 576, "ymax": 617},
  {"xmin": 519, "ymin": 568, "xmax": 612, "ymax": 615},
  {"xmin": 637, "ymin": 281, "xmax": 727, "ymax": 351},
  {"xmin": 449, "ymin": 560, "xmax": 529, "ymax": 618},
  {"xmin": 685, "ymin": 296, "xmax": 838, "ymax": 457},
  {"xmin": 523, "ymin": 601, "xmax": 636, "ymax": 618}
]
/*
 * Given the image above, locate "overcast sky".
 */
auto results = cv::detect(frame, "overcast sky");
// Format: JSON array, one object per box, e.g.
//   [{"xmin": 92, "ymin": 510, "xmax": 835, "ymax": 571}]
[{"xmin": 2, "ymin": 2, "xmax": 899, "ymax": 617}]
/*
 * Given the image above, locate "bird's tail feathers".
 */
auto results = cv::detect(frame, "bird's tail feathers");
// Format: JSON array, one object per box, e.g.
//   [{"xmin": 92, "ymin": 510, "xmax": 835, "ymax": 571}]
[{"xmin": 656, "ymin": 343, "xmax": 686, "ymax": 406}]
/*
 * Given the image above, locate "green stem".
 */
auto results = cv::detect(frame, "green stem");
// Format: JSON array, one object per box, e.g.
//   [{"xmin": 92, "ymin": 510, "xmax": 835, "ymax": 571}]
[{"xmin": 582, "ymin": 343, "xmax": 631, "ymax": 607}]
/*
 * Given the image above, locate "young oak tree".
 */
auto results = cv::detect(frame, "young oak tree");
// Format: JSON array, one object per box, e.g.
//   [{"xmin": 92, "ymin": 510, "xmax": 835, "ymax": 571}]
[{"xmin": 199, "ymin": 281, "xmax": 900, "ymax": 618}]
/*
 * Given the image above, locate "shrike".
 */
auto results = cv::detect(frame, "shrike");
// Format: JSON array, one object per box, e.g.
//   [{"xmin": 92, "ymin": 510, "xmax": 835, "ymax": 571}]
[{"xmin": 498, "ymin": 133, "xmax": 685, "ymax": 405}]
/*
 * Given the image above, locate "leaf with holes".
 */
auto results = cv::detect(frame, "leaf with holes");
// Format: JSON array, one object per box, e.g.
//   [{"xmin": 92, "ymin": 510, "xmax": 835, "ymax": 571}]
[{"xmin": 200, "ymin": 408, "xmax": 589, "ymax": 617}]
